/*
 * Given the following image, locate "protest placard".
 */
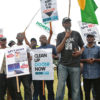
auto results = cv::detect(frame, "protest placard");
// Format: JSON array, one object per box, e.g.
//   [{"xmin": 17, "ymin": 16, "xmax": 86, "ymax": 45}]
[
  {"xmin": 5, "ymin": 45, "xmax": 30, "ymax": 78},
  {"xmin": 36, "ymin": 21, "xmax": 50, "ymax": 33},
  {"xmin": 31, "ymin": 49, "xmax": 54, "ymax": 80},
  {"xmin": 40, "ymin": 0, "xmax": 58, "ymax": 23},
  {"xmin": 79, "ymin": 22, "xmax": 100, "ymax": 44}
]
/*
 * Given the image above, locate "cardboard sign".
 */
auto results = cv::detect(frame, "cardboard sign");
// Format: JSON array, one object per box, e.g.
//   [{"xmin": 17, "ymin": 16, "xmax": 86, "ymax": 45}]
[
  {"xmin": 79, "ymin": 22, "xmax": 100, "ymax": 44},
  {"xmin": 40, "ymin": 0, "xmax": 58, "ymax": 23},
  {"xmin": 5, "ymin": 45, "xmax": 30, "ymax": 78},
  {"xmin": 31, "ymin": 49, "xmax": 54, "ymax": 80}
]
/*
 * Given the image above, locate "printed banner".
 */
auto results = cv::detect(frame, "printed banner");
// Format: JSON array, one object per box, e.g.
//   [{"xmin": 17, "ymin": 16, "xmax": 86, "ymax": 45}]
[
  {"xmin": 31, "ymin": 49, "xmax": 54, "ymax": 80},
  {"xmin": 36, "ymin": 21, "xmax": 50, "ymax": 33},
  {"xmin": 5, "ymin": 45, "xmax": 30, "ymax": 78},
  {"xmin": 0, "ymin": 49, "xmax": 5, "ymax": 71},
  {"xmin": 40, "ymin": 0, "xmax": 58, "ymax": 23},
  {"xmin": 79, "ymin": 22, "xmax": 100, "ymax": 43}
]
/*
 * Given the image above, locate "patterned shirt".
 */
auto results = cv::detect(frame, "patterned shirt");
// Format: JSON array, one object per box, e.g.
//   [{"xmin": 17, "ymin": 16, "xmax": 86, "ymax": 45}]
[{"xmin": 81, "ymin": 45, "xmax": 100, "ymax": 79}]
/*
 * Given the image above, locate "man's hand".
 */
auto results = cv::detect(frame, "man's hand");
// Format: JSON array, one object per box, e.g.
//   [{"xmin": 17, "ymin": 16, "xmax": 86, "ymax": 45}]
[
  {"xmin": 65, "ymin": 32, "xmax": 71, "ymax": 39},
  {"xmin": 72, "ymin": 48, "xmax": 82, "ymax": 57},
  {"xmin": 72, "ymin": 51, "xmax": 82, "ymax": 57},
  {"xmin": 86, "ymin": 58, "xmax": 95, "ymax": 64},
  {"xmin": 22, "ymin": 31, "xmax": 25, "ymax": 37}
]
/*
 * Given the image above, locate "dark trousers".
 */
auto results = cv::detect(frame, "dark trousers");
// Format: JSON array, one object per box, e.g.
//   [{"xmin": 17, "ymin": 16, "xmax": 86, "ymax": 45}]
[
  {"xmin": 19, "ymin": 75, "xmax": 32, "ymax": 100},
  {"xmin": 34, "ymin": 80, "xmax": 54, "ymax": 100},
  {"xmin": 45, "ymin": 80, "xmax": 54, "ymax": 100},
  {"xmin": 0, "ymin": 74, "xmax": 22, "ymax": 100},
  {"xmin": 28, "ymin": 74, "xmax": 39, "ymax": 100},
  {"xmin": 0, "ymin": 74, "xmax": 7, "ymax": 100},
  {"xmin": 7, "ymin": 77, "xmax": 22, "ymax": 100},
  {"xmin": 34, "ymin": 80, "xmax": 45, "ymax": 100},
  {"xmin": 33, "ymin": 80, "xmax": 39, "ymax": 100},
  {"xmin": 83, "ymin": 78, "xmax": 100, "ymax": 100}
]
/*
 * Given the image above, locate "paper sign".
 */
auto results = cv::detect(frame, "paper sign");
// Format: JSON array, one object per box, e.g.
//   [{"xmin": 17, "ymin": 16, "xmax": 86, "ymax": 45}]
[{"xmin": 31, "ymin": 49, "xmax": 54, "ymax": 80}]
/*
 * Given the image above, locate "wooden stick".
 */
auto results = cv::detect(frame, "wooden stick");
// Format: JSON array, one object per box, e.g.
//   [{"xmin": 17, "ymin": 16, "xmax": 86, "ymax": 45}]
[
  {"xmin": 24, "ymin": 8, "xmax": 40, "ymax": 32},
  {"xmin": 68, "ymin": 0, "xmax": 71, "ymax": 18},
  {"xmin": 43, "ymin": 80, "xmax": 45, "ymax": 96},
  {"xmin": 16, "ymin": 76, "xmax": 20, "ymax": 92},
  {"xmin": 50, "ymin": 22, "xmax": 52, "ymax": 30}
]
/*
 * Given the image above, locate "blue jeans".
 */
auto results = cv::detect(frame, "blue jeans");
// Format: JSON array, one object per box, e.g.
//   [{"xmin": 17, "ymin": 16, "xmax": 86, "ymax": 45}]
[{"xmin": 56, "ymin": 64, "xmax": 80, "ymax": 100}]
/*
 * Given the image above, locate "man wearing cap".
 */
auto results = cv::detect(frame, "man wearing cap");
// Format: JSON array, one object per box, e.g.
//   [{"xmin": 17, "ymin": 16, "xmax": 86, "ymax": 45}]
[
  {"xmin": 8, "ymin": 40, "xmax": 16, "ymax": 47},
  {"xmin": 0, "ymin": 37, "xmax": 7, "ymax": 100},
  {"xmin": 16, "ymin": 33, "xmax": 32, "ymax": 100},
  {"xmin": 81, "ymin": 34, "xmax": 100, "ymax": 100},
  {"xmin": 56, "ymin": 17, "xmax": 84, "ymax": 100}
]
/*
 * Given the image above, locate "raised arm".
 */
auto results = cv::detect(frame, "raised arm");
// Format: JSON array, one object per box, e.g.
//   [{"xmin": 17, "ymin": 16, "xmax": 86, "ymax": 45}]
[
  {"xmin": 23, "ymin": 31, "xmax": 31, "ymax": 48},
  {"xmin": 56, "ymin": 31, "xmax": 71, "ymax": 53},
  {"xmin": 48, "ymin": 22, "xmax": 53, "ymax": 44}
]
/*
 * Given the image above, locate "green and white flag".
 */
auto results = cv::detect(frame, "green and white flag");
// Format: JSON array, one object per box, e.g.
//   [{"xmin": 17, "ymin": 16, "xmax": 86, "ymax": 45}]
[{"xmin": 81, "ymin": 0, "xmax": 98, "ymax": 24}]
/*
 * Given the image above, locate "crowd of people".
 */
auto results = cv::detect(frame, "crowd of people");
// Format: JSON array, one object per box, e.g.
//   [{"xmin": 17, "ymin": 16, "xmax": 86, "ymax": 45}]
[{"xmin": 0, "ymin": 17, "xmax": 100, "ymax": 100}]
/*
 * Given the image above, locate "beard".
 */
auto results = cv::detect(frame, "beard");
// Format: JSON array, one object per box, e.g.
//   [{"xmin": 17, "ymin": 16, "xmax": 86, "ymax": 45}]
[
  {"xmin": 65, "ymin": 27, "xmax": 71, "ymax": 32},
  {"xmin": 41, "ymin": 42, "xmax": 47, "ymax": 46},
  {"xmin": 65, "ymin": 26, "xmax": 71, "ymax": 32},
  {"xmin": 18, "ymin": 39, "xmax": 23, "ymax": 43}
]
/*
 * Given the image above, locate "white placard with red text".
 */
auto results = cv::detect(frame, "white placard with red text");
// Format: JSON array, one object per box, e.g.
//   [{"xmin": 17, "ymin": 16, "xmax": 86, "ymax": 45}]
[
  {"xmin": 5, "ymin": 45, "xmax": 30, "ymax": 78},
  {"xmin": 79, "ymin": 22, "xmax": 100, "ymax": 44}
]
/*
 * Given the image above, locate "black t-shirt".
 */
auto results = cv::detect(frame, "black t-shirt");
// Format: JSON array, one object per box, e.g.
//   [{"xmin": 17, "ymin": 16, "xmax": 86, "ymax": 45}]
[{"xmin": 56, "ymin": 31, "xmax": 84, "ymax": 67}]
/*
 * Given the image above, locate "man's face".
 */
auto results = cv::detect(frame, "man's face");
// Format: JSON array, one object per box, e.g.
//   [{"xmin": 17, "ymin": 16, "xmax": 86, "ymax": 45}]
[
  {"xmin": 39, "ymin": 35, "xmax": 47, "ymax": 46},
  {"xmin": 63, "ymin": 21, "xmax": 71, "ymax": 31},
  {"xmin": 16, "ymin": 33, "xmax": 24, "ymax": 43},
  {"xmin": 31, "ymin": 40, "xmax": 37, "ymax": 49},
  {"xmin": 0, "ymin": 39, "xmax": 7, "ymax": 47},
  {"xmin": 87, "ymin": 35, "xmax": 95, "ymax": 43},
  {"xmin": 10, "ymin": 41, "xmax": 15, "ymax": 47}
]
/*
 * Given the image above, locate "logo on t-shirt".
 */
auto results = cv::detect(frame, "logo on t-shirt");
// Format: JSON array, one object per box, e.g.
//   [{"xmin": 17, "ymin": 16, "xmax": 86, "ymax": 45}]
[{"xmin": 65, "ymin": 38, "xmax": 74, "ymax": 50}]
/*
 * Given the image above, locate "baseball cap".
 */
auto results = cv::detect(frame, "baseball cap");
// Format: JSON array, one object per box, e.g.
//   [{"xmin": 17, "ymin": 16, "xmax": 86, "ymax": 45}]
[
  {"xmin": 8, "ymin": 40, "xmax": 15, "ymax": 46},
  {"xmin": 62, "ymin": 17, "xmax": 71, "ymax": 24},
  {"xmin": 87, "ymin": 34, "xmax": 95, "ymax": 37},
  {"xmin": 0, "ymin": 37, "xmax": 6, "ymax": 41},
  {"xmin": 30, "ymin": 38, "xmax": 37, "ymax": 42}
]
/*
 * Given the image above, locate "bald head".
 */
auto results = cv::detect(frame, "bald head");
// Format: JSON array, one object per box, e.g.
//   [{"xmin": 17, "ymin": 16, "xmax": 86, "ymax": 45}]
[{"xmin": 39, "ymin": 35, "xmax": 47, "ymax": 46}]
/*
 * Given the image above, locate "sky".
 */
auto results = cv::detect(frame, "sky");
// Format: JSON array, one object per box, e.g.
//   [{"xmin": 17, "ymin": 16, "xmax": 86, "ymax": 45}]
[{"xmin": 0, "ymin": 0, "xmax": 100, "ymax": 45}]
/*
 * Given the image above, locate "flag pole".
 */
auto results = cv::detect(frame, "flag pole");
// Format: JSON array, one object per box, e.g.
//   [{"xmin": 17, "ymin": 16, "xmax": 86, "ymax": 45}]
[
  {"xmin": 68, "ymin": 0, "xmax": 71, "ymax": 18},
  {"xmin": 24, "ymin": 8, "xmax": 40, "ymax": 32}
]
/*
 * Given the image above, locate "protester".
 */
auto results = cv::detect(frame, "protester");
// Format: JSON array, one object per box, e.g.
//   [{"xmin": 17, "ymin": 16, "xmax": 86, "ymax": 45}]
[
  {"xmin": 29, "ymin": 38, "xmax": 39, "ymax": 100},
  {"xmin": 23, "ymin": 31, "xmax": 39, "ymax": 100},
  {"xmin": 0, "ymin": 37, "xmax": 14, "ymax": 100},
  {"xmin": 56, "ymin": 17, "xmax": 84, "ymax": 100},
  {"xmin": 7, "ymin": 39, "xmax": 23, "ymax": 100},
  {"xmin": 8, "ymin": 40, "xmax": 16, "ymax": 47},
  {"xmin": 0, "ymin": 37, "xmax": 7, "ymax": 100},
  {"xmin": 16, "ymin": 33, "xmax": 32, "ymax": 100},
  {"xmin": 81, "ymin": 34, "xmax": 100, "ymax": 100},
  {"xmin": 37, "ymin": 34, "xmax": 57, "ymax": 100}
]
